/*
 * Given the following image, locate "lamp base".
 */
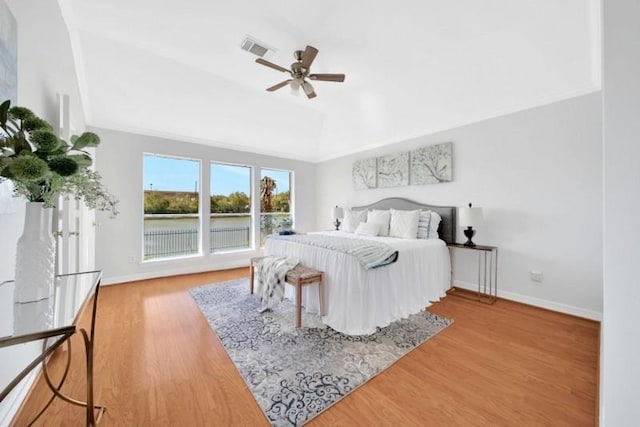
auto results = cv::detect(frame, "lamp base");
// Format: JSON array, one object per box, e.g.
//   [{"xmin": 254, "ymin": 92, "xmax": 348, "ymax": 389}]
[
  {"xmin": 463, "ymin": 227, "xmax": 476, "ymax": 247},
  {"xmin": 334, "ymin": 219, "xmax": 341, "ymax": 231}
]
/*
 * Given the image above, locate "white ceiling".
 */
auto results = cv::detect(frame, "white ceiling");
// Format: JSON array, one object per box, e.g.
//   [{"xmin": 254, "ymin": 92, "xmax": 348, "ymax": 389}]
[{"xmin": 60, "ymin": 0, "xmax": 601, "ymax": 162}]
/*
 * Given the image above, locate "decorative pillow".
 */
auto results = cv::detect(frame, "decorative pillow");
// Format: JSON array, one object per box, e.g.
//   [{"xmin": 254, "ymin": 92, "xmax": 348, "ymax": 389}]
[
  {"xmin": 367, "ymin": 209, "xmax": 391, "ymax": 237},
  {"xmin": 417, "ymin": 211, "xmax": 432, "ymax": 239},
  {"xmin": 389, "ymin": 209, "xmax": 421, "ymax": 239},
  {"xmin": 342, "ymin": 209, "xmax": 367, "ymax": 233},
  {"xmin": 428, "ymin": 211, "xmax": 442, "ymax": 239},
  {"xmin": 417, "ymin": 210, "xmax": 442, "ymax": 239},
  {"xmin": 354, "ymin": 222, "xmax": 380, "ymax": 237}
]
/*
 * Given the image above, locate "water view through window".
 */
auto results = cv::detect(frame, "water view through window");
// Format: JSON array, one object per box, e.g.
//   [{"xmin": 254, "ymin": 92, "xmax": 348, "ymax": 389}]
[
  {"xmin": 143, "ymin": 154, "xmax": 200, "ymax": 260},
  {"xmin": 211, "ymin": 163, "xmax": 252, "ymax": 252},
  {"xmin": 260, "ymin": 168, "xmax": 292, "ymax": 245},
  {"xmin": 142, "ymin": 155, "xmax": 292, "ymax": 258}
]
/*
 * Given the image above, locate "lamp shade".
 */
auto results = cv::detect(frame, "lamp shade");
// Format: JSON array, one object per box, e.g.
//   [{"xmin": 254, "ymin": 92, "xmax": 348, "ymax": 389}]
[
  {"xmin": 458, "ymin": 204, "xmax": 483, "ymax": 227},
  {"xmin": 331, "ymin": 206, "xmax": 344, "ymax": 220}
]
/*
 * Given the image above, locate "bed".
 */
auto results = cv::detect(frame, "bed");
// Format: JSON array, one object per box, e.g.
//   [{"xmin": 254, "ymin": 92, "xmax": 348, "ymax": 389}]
[{"xmin": 264, "ymin": 198, "xmax": 456, "ymax": 335}]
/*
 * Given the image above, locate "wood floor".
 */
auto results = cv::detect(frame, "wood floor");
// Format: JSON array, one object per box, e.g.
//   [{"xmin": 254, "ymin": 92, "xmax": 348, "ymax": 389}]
[{"xmin": 12, "ymin": 269, "xmax": 599, "ymax": 426}]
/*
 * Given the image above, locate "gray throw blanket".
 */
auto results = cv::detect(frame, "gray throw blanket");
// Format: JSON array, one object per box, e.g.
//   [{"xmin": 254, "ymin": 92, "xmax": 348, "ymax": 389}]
[
  {"xmin": 254, "ymin": 255, "xmax": 299, "ymax": 312},
  {"xmin": 268, "ymin": 234, "xmax": 399, "ymax": 269}
]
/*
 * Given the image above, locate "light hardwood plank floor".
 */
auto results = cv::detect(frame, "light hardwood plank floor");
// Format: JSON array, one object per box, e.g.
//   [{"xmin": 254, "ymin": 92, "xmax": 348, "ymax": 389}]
[{"xmin": 12, "ymin": 269, "xmax": 599, "ymax": 426}]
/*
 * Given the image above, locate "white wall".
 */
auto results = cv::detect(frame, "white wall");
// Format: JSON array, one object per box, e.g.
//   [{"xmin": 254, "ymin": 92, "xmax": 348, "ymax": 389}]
[
  {"xmin": 0, "ymin": 0, "xmax": 86, "ymax": 424},
  {"xmin": 601, "ymin": 0, "xmax": 640, "ymax": 424},
  {"xmin": 93, "ymin": 128, "xmax": 316, "ymax": 284},
  {"xmin": 316, "ymin": 93, "xmax": 603, "ymax": 319}
]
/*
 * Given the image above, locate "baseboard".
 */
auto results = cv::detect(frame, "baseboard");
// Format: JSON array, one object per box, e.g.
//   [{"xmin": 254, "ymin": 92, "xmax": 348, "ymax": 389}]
[
  {"xmin": 453, "ymin": 280, "xmax": 602, "ymax": 321},
  {"xmin": 0, "ymin": 368, "xmax": 39, "ymax": 427},
  {"xmin": 101, "ymin": 259, "xmax": 250, "ymax": 286}
]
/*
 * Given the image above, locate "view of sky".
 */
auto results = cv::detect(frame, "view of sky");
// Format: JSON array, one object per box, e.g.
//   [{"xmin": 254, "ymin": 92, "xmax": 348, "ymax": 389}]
[
  {"xmin": 143, "ymin": 155, "xmax": 200, "ymax": 192},
  {"xmin": 143, "ymin": 155, "xmax": 290, "ymax": 195},
  {"xmin": 211, "ymin": 163, "xmax": 250, "ymax": 196}
]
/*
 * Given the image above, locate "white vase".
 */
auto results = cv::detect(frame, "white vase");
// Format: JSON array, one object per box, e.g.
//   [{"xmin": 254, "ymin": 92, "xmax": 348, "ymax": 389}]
[{"xmin": 14, "ymin": 202, "xmax": 56, "ymax": 304}]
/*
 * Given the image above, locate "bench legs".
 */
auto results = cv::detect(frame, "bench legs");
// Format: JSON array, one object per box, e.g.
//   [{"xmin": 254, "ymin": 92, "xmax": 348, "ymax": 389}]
[
  {"xmin": 295, "ymin": 282, "xmax": 302, "ymax": 328},
  {"xmin": 249, "ymin": 264, "xmax": 254, "ymax": 295},
  {"xmin": 318, "ymin": 273, "xmax": 325, "ymax": 317},
  {"xmin": 249, "ymin": 259, "xmax": 325, "ymax": 328},
  {"xmin": 294, "ymin": 275, "xmax": 324, "ymax": 328}
]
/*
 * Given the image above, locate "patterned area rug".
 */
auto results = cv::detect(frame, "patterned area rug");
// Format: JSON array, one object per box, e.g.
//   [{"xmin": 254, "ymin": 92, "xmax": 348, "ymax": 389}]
[{"xmin": 190, "ymin": 279, "xmax": 452, "ymax": 427}]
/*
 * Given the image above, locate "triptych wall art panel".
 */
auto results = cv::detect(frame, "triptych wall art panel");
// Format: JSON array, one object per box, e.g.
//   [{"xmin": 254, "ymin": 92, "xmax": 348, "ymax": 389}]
[
  {"xmin": 352, "ymin": 158, "xmax": 378, "ymax": 190},
  {"xmin": 352, "ymin": 142, "xmax": 453, "ymax": 190},
  {"xmin": 377, "ymin": 152, "xmax": 409, "ymax": 188},
  {"xmin": 410, "ymin": 142, "xmax": 453, "ymax": 184}
]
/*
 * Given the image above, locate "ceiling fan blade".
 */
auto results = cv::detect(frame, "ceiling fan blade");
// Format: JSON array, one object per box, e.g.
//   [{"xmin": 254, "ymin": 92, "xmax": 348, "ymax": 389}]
[
  {"xmin": 301, "ymin": 81, "xmax": 317, "ymax": 99},
  {"xmin": 266, "ymin": 80, "xmax": 292, "ymax": 92},
  {"xmin": 256, "ymin": 58, "xmax": 291, "ymax": 74},
  {"xmin": 309, "ymin": 73, "xmax": 345, "ymax": 82},
  {"xmin": 300, "ymin": 45, "xmax": 319, "ymax": 69}
]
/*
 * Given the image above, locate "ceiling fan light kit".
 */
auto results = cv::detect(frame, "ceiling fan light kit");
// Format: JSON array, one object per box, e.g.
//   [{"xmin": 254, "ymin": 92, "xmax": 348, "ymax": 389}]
[{"xmin": 256, "ymin": 45, "xmax": 345, "ymax": 99}]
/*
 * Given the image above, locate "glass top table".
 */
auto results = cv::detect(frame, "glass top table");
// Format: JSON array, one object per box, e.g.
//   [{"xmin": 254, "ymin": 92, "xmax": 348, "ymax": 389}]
[
  {"xmin": 0, "ymin": 271, "xmax": 104, "ymax": 425},
  {"xmin": 1, "ymin": 271, "xmax": 102, "ymax": 345}
]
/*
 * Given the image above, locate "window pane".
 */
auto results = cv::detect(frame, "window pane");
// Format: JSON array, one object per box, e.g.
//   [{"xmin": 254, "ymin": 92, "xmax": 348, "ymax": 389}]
[
  {"xmin": 210, "ymin": 163, "xmax": 252, "ymax": 252},
  {"xmin": 260, "ymin": 168, "xmax": 292, "ymax": 245},
  {"xmin": 143, "ymin": 154, "xmax": 200, "ymax": 260}
]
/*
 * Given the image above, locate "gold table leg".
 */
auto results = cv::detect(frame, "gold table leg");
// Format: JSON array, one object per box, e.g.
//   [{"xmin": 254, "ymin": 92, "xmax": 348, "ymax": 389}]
[{"xmin": 30, "ymin": 334, "xmax": 106, "ymax": 426}]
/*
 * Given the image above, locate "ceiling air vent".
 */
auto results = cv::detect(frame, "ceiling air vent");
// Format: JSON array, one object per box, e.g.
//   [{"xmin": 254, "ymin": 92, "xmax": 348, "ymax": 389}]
[{"xmin": 241, "ymin": 37, "xmax": 270, "ymax": 57}]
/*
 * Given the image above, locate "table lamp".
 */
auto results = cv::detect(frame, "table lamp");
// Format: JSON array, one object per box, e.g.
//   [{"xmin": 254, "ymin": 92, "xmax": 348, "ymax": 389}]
[
  {"xmin": 458, "ymin": 202, "xmax": 483, "ymax": 246},
  {"xmin": 331, "ymin": 205, "xmax": 344, "ymax": 230}
]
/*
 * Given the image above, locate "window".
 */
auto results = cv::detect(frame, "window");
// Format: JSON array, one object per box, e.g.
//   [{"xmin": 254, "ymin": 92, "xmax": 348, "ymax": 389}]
[
  {"xmin": 210, "ymin": 162, "xmax": 252, "ymax": 252},
  {"xmin": 260, "ymin": 168, "xmax": 292, "ymax": 245},
  {"xmin": 143, "ymin": 154, "xmax": 200, "ymax": 260}
]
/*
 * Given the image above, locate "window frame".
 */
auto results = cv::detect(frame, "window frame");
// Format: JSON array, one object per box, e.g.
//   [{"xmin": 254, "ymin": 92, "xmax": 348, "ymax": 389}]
[
  {"xmin": 141, "ymin": 152, "xmax": 203, "ymax": 262},
  {"xmin": 209, "ymin": 161, "xmax": 254, "ymax": 254},
  {"xmin": 259, "ymin": 167, "xmax": 294, "ymax": 247}
]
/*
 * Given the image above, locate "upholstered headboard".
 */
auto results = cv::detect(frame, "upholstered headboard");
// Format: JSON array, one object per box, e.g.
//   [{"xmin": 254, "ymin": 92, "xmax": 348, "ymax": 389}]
[{"xmin": 351, "ymin": 197, "xmax": 457, "ymax": 245}]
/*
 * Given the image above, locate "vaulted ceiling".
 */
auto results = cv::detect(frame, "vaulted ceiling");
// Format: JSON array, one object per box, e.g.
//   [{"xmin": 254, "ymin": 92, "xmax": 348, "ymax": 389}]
[{"xmin": 60, "ymin": 0, "xmax": 601, "ymax": 162}]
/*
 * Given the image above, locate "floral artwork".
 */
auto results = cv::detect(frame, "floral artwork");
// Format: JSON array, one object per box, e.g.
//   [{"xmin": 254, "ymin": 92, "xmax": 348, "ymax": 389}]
[
  {"xmin": 377, "ymin": 152, "xmax": 409, "ymax": 188},
  {"xmin": 410, "ymin": 142, "xmax": 453, "ymax": 184},
  {"xmin": 352, "ymin": 157, "xmax": 377, "ymax": 190}
]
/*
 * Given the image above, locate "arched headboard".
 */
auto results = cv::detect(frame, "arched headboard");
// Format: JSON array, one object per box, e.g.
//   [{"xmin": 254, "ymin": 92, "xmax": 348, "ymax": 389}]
[{"xmin": 351, "ymin": 197, "xmax": 457, "ymax": 245}]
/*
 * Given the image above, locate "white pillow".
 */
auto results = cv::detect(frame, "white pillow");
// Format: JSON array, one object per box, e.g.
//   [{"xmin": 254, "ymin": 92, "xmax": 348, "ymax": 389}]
[
  {"xmin": 367, "ymin": 209, "xmax": 391, "ymax": 237},
  {"xmin": 417, "ymin": 210, "xmax": 442, "ymax": 239},
  {"xmin": 354, "ymin": 222, "xmax": 380, "ymax": 237},
  {"xmin": 342, "ymin": 209, "xmax": 367, "ymax": 233},
  {"xmin": 417, "ymin": 211, "xmax": 431, "ymax": 239},
  {"xmin": 389, "ymin": 209, "xmax": 421, "ymax": 239},
  {"xmin": 428, "ymin": 211, "xmax": 442, "ymax": 239}
]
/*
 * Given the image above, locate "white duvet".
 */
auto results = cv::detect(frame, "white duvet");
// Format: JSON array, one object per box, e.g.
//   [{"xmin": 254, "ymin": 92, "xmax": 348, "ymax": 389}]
[{"xmin": 264, "ymin": 230, "xmax": 450, "ymax": 335}]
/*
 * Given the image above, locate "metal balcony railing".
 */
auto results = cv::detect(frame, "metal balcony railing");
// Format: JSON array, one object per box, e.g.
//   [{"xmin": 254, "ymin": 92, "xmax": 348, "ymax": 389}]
[{"xmin": 144, "ymin": 226, "xmax": 251, "ymax": 259}]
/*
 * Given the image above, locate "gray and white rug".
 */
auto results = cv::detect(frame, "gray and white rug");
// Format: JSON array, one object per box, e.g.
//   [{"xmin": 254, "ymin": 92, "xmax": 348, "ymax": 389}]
[{"xmin": 190, "ymin": 278, "xmax": 452, "ymax": 426}]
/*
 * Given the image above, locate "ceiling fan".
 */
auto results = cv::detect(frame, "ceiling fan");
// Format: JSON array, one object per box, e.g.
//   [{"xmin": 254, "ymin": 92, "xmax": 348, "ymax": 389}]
[{"xmin": 255, "ymin": 45, "xmax": 345, "ymax": 99}]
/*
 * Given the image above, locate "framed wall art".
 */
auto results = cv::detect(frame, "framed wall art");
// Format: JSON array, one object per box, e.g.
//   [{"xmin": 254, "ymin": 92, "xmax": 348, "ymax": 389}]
[
  {"xmin": 352, "ymin": 157, "xmax": 377, "ymax": 190},
  {"xmin": 410, "ymin": 142, "xmax": 453, "ymax": 184},
  {"xmin": 377, "ymin": 151, "xmax": 409, "ymax": 188},
  {"xmin": 0, "ymin": 0, "xmax": 17, "ymax": 104}
]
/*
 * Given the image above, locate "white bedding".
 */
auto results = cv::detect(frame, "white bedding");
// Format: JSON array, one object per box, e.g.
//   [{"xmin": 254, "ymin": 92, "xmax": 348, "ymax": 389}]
[{"xmin": 264, "ymin": 230, "xmax": 450, "ymax": 335}]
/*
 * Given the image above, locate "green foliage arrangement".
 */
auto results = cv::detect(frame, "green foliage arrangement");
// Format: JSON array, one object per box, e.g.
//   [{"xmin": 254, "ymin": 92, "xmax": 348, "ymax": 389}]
[
  {"xmin": 144, "ymin": 191, "xmax": 199, "ymax": 214},
  {"xmin": 143, "ymin": 190, "xmax": 291, "ymax": 215},
  {"xmin": 211, "ymin": 191, "xmax": 250, "ymax": 214},
  {"xmin": 0, "ymin": 100, "xmax": 118, "ymax": 216}
]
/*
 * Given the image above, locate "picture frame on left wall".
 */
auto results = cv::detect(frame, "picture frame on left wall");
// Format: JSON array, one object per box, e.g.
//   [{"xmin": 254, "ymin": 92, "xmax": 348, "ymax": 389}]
[{"xmin": 0, "ymin": 0, "xmax": 17, "ymax": 104}]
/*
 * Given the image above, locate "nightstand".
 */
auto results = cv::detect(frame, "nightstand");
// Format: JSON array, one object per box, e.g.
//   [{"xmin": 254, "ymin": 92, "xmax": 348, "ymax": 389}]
[{"xmin": 447, "ymin": 243, "xmax": 498, "ymax": 304}]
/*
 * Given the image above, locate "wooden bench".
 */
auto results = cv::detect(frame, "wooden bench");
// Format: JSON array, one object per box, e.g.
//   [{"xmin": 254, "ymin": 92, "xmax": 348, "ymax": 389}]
[{"xmin": 249, "ymin": 257, "xmax": 325, "ymax": 328}]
